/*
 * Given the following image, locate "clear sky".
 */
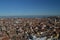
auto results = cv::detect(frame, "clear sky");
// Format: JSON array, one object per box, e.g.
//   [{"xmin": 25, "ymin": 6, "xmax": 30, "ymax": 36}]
[{"xmin": 0, "ymin": 0, "xmax": 60, "ymax": 16}]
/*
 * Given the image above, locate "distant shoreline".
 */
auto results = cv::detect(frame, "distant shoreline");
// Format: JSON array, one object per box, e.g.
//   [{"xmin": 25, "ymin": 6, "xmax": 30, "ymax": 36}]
[{"xmin": 0, "ymin": 15, "xmax": 60, "ymax": 18}]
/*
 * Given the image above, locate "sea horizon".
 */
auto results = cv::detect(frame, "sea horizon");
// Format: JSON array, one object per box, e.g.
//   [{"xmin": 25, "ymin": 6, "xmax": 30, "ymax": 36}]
[{"xmin": 0, "ymin": 15, "xmax": 59, "ymax": 18}]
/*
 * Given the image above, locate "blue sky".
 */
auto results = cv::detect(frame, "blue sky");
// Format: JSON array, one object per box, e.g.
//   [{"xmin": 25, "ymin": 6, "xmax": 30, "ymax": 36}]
[{"xmin": 0, "ymin": 0, "xmax": 60, "ymax": 16}]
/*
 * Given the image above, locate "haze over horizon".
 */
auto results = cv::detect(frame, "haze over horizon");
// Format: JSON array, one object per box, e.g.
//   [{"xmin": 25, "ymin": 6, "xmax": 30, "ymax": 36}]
[{"xmin": 0, "ymin": 0, "xmax": 60, "ymax": 16}]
